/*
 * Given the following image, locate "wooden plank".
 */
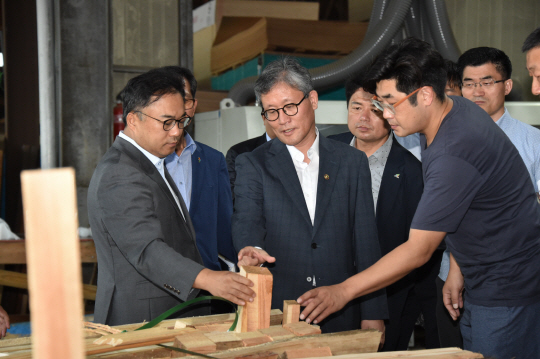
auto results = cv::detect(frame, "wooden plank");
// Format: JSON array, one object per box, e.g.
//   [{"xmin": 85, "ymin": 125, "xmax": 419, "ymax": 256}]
[
  {"xmin": 0, "ymin": 239, "xmax": 97, "ymax": 264},
  {"xmin": 283, "ymin": 323, "xmax": 321, "ymax": 337},
  {"xmin": 236, "ymin": 266, "xmax": 273, "ymax": 333},
  {"xmin": 221, "ymin": 0, "xmax": 319, "ymax": 21},
  {"xmin": 258, "ymin": 326, "xmax": 295, "ymax": 341},
  {"xmin": 282, "ymin": 346, "xmax": 332, "ymax": 359},
  {"xmin": 282, "ymin": 301, "xmax": 300, "ymax": 324},
  {"xmin": 236, "ymin": 331, "xmax": 273, "ymax": 347},
  {"xmin": 183, "ymin": 329, "xmax": 382, "ymax": 359},
  {"xmin": 21, "ymin": 168, "xmax": 84, "ymax": 359},
  {"xmin": 173, "ymin": 333, "xmax": 217, "ymax": 357},
  {"xmin": 204, "ymin": 332, "xmax": 243, "ymax": 350},
  {"xmin": 236, "ymin": 352, "xmax": 279, "ymax": 359},
  {"xmin": 0, "ymin": 269, "xmax": 97, "ymax": 300}
]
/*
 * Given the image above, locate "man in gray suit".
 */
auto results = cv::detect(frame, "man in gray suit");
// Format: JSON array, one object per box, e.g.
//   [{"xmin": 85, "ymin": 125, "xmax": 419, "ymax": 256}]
[
  {"xmin": 232, "ymin": 58, "xmax": 387, "ymax": 335},
  {"xmin": 88, "ymin": 69, "xmax": 255, "ymax": 326}
]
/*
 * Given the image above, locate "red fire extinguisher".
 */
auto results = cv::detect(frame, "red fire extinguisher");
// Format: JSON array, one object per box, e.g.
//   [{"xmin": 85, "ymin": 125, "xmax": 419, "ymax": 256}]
[{"xmin": 113, "ymin": 99, "xmax": 124, "ymax": 140}]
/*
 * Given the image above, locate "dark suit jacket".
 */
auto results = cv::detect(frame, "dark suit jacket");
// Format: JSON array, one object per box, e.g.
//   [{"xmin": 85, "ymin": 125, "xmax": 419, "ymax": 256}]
[
  {"xmin": 232, "ymin": 134, "xmax": 388, "ymax": 333},
  {"xmin": 329, "ymin": 132, "xmax": 423, "ymax": 347},
  {"xmin": 88, "ymin": 137, "xmax": 205, "ymax": 325},
  {"xmin": 190, "ymin": 141, "xmax": 237, "ymax": 270},
  {"xmin": 225, "ymin": 133, "xmax": 267, "ymax": 200}
]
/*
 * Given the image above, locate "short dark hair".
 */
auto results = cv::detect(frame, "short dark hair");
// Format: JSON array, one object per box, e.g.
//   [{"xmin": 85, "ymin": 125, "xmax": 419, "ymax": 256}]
[
  {"xmin": 457, "ymin": 47, "xmax": 512, "ymax": 81},
  {"xmin": 120, "ymin": 68, "xmax": 185, "ymax": 125},
  {"xmin": 254, "ymin": 56, "xmax": 313, "ymax": 105},
  {"xmin": 363, "ymin": 38, "xmax": 447, "ymax": 105},
  {"xmin": 522, "ymin": 27, "xmax": 540, "ymax": 53},
  {"xmin": 157, "ymin": 66, "xmax": 198, "ymax": 97},
  {"xmin": 345, "ymin": 72, "xmax": 370, "ymax": 106},
  {"xmin": 445, "ymin": 60, "xmax": 461, "ymax": 90}
]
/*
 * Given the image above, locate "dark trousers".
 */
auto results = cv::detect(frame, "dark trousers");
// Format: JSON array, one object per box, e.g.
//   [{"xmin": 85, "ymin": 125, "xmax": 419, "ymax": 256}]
[{"xmin": 435, "ymin": 277, "xmax": 463, "ymax": 348}]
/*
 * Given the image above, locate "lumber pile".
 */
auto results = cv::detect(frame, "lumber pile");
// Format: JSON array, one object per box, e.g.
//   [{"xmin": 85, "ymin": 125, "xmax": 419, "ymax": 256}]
[{"xmin": 211, "ymin": 17, "xmax": 368, "ymax": 74}]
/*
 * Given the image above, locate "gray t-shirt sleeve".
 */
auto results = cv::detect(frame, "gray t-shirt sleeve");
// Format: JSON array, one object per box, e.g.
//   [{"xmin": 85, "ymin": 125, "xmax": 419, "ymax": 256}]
[{"xmin": 411, "ymin": 154, "xmax": 483, "ymax": 233}]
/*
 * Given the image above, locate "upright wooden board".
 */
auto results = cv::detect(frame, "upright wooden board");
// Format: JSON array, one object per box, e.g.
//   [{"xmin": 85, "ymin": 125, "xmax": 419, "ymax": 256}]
[
  {"xmin": 21, "ymin": 168, "xmax": 84, "ymax": 359},
  {"xmin": 283, "ymin": 300, "xmax": 300, "ymax": 324},
  {"xmin": 221, "ymin": 0, "xmax": 319, "ymax": 20},
  {"xmin": 236, "ymin": 266, "xmax": 273, "ymax": 332}
]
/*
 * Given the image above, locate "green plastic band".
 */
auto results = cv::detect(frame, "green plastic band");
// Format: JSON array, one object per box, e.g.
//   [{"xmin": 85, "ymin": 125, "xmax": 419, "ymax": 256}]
[
  {"xmin": 157, "ymin": 344, "xmax": 218, "ymax": 358},
  {"xmin": 134, "ymin": 296, "xmax": 239, "ymax": 332}
]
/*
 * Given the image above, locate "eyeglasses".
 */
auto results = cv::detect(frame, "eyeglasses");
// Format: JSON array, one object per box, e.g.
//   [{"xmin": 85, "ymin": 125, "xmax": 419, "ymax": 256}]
[
  {"xmin": 185, "ymin": 98, "xmax": 196, "ymax": 110},
  {"xmin": 135, "ymin": 111, "xmax": 192, "ymax": 131},
  {"xmin": 371, "ymin": 87, "xmax": 421, "ymax": 116},
  {"xmin": 461, "ymin": 78, "xmax": 506, "ymax": 89},
  {"xmin": 261, "ymin": 95, "xmax": 307, "ymax": 121}
]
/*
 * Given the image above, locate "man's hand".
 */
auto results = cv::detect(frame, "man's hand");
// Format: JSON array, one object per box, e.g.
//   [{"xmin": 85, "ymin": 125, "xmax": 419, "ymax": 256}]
[
  {"xmin": 0, "ymin": 305, "xmax": 10, "ymax": 339},
  {"xmin": 194, "ymin": 269, "xmax": 256, "ymax": 306},
  {"xmin": 443, "ymin": 254, "xmax": 464, "ymax": 320},
  {"xmin": 237, "ymin": 246, "xmax": 276, "ymax": 267},
  {"xmin": 361, "ymin": 320, "xmax": 385, "ymax": 348},
  {"xmin": 296, "ymin": 283, "xmax": 352, "ymax": 325}
]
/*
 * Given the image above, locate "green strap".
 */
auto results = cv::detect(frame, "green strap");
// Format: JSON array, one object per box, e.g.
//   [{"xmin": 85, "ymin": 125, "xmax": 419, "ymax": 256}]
[{"xmin": 135, "ymin": 296, "xmax": 239, "ymax": 332}]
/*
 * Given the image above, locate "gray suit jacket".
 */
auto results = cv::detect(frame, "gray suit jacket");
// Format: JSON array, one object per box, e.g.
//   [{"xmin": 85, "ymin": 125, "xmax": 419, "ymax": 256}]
[
  {"xmin": 88, "ymin": 137, "xmax": 205, "ymax": 325},
  {"xmin": 232, "ymin": 135, "xmax": 388, "ymax": 333}
]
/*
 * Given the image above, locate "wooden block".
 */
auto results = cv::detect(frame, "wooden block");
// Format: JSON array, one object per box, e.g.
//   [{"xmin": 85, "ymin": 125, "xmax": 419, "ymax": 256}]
[
  {"xmin": 221, "ymin": 0, "xmax": 319, "ymax": 21},
  {"xmin": 204, "ymin": 332, "xmax": 243, "ymax": 350},
  {"xmin": 236, "ymin": 331, "xmax": 273, "ymax": 347},
  {"xmin": 282, "ymin": 300, "xmax": 300, "ymax": 324},
  {"xmin": 235, "ymin": 352, "xmax": 279, "ymax": 359},
  {"xmin": 283, "ymin": 322, "xmax": 321, "ymax": 336},
  {"xmin": 282, "ymin": 346, "xmax": 332, "ymax": 359},
  {"xmin": 21, "ymin": 168, "xmax": 84, "ymax": 359},
  {"xmin": 259, "ymin": 326, "xmax": 295, "ymax": 341},
  {"xmin": 173, "ymin": 333, "xmax": 217, "ymax": 357},
  {"xmin": 236, "ymin": 266, "xmax": 273, "ymax": 333}
]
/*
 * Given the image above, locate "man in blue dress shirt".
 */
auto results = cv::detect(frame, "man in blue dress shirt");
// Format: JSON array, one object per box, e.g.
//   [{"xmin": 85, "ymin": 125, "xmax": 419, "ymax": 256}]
[{"xmin": 160, "ymin": 67, "xmax": 238, "ymax": 276}]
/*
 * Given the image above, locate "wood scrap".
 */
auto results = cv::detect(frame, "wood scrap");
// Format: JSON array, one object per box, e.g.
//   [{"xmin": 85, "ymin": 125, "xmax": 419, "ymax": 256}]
[
  {"xmin": 235, "ymin": 352, "xmax": 279, "ymax": 359},
  {"xmin": 173, "ymin": 333, "xmax": 217, "ymax": 357},
  {"xmin": 282, "ymin": 322, "xmax": 321, "ymax": 336},
  {"xmin": 282, "ymin": 301, "xmax": 300, "ymax": 324},
  {"xmin": 282, "ymin": 346, "xmax": 332, "ymax": 359},
  {"xmin": 258, "ymin": 326, "xmax": 295, "ymax": 341},
  {"xmin": 236, "ymin": 331, "xmax": 273, "ymax": 347},
  {"xmin": 236, "ymin": 266, "xmax": 273, "ymax": 333},
  {"xmin": 204, "ymin": 332, "xmax": 243, "ymax": 350},
  {"xmin": 221, "ymin": 0, "xmax": 319, "ymax": 21},
  {"xmin": 183, "ymin": 329, "xmax": 382, "ymax": 359}
]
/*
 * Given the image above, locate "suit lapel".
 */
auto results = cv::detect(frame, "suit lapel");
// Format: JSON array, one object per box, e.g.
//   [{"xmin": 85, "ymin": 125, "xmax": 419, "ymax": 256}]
[
  {"xmin": 267, "ymin": 140, "xmax": 312, "ymax": 227},
  {"xmin": 190, "ymin": 145, "xmax": 204, "ymax": 217},
  {"xmin": 164, "ymin": 167, "xmax": 196, "ymax": 241},
  {"xmin": 114, "ymin": 138, "xmax": 195, "ymax": 241},
  {"xmin": 376, "ymin": 137, "xmax": 403, "ymax": 221},
  {"xmin": 313, "ymin": 136, "xmax": 339, "ymax": 237}
]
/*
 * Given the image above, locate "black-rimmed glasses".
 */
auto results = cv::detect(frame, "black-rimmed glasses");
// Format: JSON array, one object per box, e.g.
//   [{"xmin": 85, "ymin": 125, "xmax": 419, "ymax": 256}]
[
  {"xmin": 261, "ymin": 95, "xmax": 307, "ymax": 121},
  {"xmin": 135, "ymin": 111, "xmax": 192, "ymax": 131},
  {"xmin": 461, "ymin": 78, "xmax": 506, "ymax": 89}
]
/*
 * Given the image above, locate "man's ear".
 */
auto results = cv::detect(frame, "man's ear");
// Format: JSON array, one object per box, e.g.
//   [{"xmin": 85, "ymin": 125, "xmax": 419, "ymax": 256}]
[
  {"xmin": 191, "ymin": 99, "xmax": 198, "ymax": 113},
  {"xmin": 420, "ymin": 86, "xmax": 435, "ymax": 107},
  {"xmin": 308, "ymin": 90, "xmax": 319, "ymax": 110},
  {"xmin": 504, "ymin": 79, "xmax": 513, "ymax": 96},
  {"xmin": 126, "ymin": 112, "xmax": 139, "ymax": 129}
]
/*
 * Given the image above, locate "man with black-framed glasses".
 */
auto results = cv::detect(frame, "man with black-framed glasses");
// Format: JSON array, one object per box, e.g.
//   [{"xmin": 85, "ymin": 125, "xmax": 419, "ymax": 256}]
[
  {"xmin": 88, "ymin": 68, "xmax": 256, "ymax": 326},
  {"xmin": 232, "ymin": 57, "xmax": 388, "ymax": 335}
]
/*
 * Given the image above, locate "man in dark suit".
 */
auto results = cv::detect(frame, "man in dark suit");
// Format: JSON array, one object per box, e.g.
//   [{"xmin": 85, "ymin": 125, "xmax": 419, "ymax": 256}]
[
  {"xmin": 160, "ymin": 67, "xmax": 237, "ymax": 272},
  {"xmin": 328, "ymin": 74, "xmax": 431, "ymax": 351},
  {"xmin": 225, "ymin": 121, "xmax": 276, "ymax": 201},
  {"xmin": 88, "ymin": 69, "xmax": 255, "ymax": 326},
  {"xmin": 232, "ymin": 58, "xmax": 387, "ymax": 336}
]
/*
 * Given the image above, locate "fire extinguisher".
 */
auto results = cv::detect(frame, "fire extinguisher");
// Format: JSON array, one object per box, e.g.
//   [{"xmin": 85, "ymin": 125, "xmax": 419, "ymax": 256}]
[{"xmin": 113, "ymin": 98, "xmax": 124, "ymax": 140}]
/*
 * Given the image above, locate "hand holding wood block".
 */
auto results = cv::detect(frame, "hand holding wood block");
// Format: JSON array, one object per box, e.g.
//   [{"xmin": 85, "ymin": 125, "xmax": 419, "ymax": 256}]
[{"xmin": 236, "ymin": 266, "xmax": 273, "ymax": 332}]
